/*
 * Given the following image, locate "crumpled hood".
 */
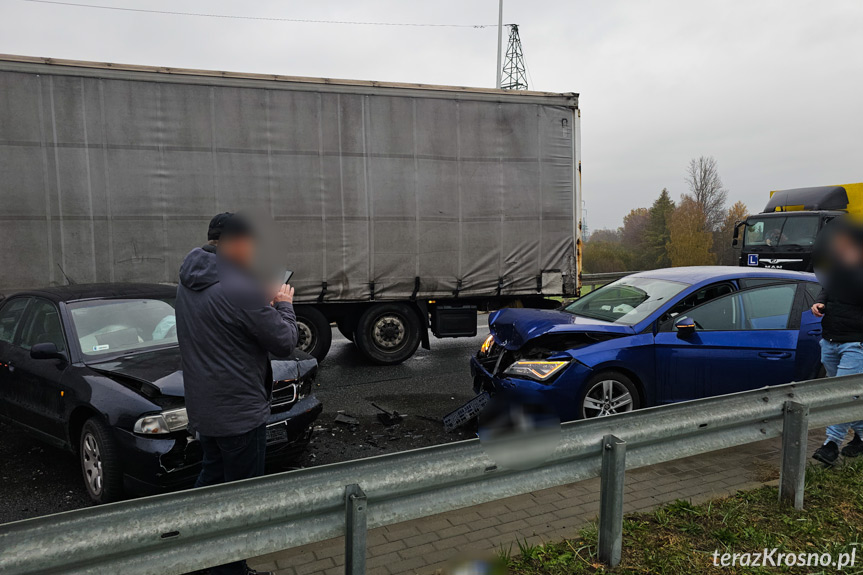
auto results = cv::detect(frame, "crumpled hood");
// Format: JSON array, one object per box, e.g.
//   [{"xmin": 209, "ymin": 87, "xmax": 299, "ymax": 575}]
[
  {"xmin": 88, "ymin": 347, "xmax": 184, "ymax": 397},
  {"xmin": 88, "ymin": 347, "xmax": 319, "ymax": 399},
  {"xmin": 489, "ymin": 307, "xmax": 635, "ymax": 350},
  {"xmin": 179, "ymin": 247, "xmax": 219, "ymax": 291}
]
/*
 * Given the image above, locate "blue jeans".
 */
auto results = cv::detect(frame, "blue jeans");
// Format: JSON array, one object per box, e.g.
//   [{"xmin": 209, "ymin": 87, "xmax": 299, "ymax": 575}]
[
  {"xmin": 820, "ymin": 340, "xmax": 863, "ymax": 445},
  {"xmin": 195, "ymin": 423, "xmax": 267, "ymax": 575}
]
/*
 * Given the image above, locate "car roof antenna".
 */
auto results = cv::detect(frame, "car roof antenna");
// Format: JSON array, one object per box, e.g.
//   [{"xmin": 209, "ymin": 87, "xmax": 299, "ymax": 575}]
[{"xmin": 56, "ymin": 263, "xmax": 77, "ymax": 285}]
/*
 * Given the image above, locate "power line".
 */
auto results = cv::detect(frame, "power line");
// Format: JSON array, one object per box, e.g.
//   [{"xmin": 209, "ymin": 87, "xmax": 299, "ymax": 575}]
[{"xmin": 18, "ymin": 0, "xmax": 497, "ymax": 28}]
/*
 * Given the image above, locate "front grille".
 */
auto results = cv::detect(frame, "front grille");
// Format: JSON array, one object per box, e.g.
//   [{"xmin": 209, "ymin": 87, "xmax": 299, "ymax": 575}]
[{"xmin": 271, "ymin": 377, "xmax": 312, "ymax": 413}]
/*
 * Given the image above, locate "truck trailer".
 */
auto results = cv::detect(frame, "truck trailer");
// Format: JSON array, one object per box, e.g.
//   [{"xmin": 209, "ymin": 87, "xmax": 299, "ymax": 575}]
[
  {"xmin": 733, "ymin": 183, "xmax": 863, "ymax": 271},
  {"xmin": 0, "ymin": 55, "xmax": 582, "ymax": 364}
]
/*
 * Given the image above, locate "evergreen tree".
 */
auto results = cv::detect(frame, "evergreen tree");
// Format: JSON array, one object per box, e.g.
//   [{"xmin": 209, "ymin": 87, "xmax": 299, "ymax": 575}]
[{"xmin": 645, "ymin": 188, "xmax": 675, "ymax": 268}]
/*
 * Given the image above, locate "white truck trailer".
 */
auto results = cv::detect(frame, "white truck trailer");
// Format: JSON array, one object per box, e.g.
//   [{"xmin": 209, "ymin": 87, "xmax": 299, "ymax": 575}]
[{"xmin": 0, "ymin": 55, "xmax": 581, "ymax": 364}]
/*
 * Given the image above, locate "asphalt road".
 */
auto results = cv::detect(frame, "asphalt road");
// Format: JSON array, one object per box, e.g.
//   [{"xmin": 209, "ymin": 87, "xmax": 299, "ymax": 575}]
[{"xmin": 0, "ymin": 320, "xmax": 488, "ymax": 524}]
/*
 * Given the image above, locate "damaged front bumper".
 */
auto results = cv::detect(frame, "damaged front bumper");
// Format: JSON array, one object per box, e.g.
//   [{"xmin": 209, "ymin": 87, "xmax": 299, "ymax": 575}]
[
  {"xmin": 116, "ymin": 395, "xmax": 323, "ymax": 496},
  {"xmin": 469, "ymin": 355, "xmax": 592, "ymax": 418}
]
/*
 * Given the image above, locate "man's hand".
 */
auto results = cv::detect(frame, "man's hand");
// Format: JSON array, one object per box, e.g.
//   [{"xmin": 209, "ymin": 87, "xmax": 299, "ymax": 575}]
[
  {"xmin": 272, "ymin": 284, "xmax": 294, "ymax": 305},
  {"xmin": 811, "ymin": 302, "xmax": 825, "ymax": 318}
]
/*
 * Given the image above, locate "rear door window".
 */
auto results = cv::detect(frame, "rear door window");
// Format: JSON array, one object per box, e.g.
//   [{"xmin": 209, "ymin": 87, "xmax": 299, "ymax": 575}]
[{"xmin": 0, "ymin": 298, "xmax": 31, "ymax": 344}]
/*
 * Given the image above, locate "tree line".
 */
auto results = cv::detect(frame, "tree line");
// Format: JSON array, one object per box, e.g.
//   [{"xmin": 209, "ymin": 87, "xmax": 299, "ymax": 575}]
[{"xmin": 583, "ymin": 156, "xmax": 749, "ymax": 273}]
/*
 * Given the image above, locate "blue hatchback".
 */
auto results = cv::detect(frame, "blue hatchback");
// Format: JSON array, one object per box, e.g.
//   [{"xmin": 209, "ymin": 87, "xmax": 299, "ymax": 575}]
[{"xmin": 470, "ymin": 267, "xmax": 823, "ymax": 421}]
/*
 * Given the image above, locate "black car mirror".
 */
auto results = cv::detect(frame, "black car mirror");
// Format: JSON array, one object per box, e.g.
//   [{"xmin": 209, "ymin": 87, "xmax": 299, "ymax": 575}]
[
  {"xmin": 30, "ymin": 342, "xmax": 67, "ymax": 362},
  {"xmin": 731, "ymin": 220, "xmax": 743, "ymax": 248},
  {"xmin": 675, "ymin": 316, "xmax": 696, "ymax": 339}
]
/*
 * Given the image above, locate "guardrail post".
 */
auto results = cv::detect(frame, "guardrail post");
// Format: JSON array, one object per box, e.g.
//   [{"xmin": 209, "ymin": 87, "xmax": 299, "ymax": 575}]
[
  {"xmin": 598, "ymin": 434, "xmax": 626, "ymax": 567},
  {"xmin": 345, "ymin": 484, "xmax": 367, "ymax": 575},
  {"xmin": 779, "ymin": 401, "xmax": 809, "ymax": 510}
]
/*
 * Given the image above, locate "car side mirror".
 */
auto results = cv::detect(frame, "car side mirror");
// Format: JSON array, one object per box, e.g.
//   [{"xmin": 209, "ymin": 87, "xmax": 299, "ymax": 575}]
[
  {"xmin": 675, "ymin": 316, "xmax": 696, "ymax": 339},
  {"xmin": 30, "ymin": 342, "xmax": 67, "ymax": 363}
]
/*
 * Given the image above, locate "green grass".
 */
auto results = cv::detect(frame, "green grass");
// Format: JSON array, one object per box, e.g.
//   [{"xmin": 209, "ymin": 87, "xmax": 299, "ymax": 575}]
[{"xmin": 503, "ymin": 459, "xmax": 863, "ymax": 574}]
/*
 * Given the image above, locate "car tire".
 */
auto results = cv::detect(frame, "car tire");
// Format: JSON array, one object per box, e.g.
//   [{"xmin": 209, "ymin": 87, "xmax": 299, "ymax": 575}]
[
  {"xmin": 354, "ymin": 303, "xmax": 422, "ymax": 365},
  {"xmin": 576, "ymin": 371, "xmax": 640, "ymax": 419},
  {"xmin": 79, "ymin": 417, "xmax": 124, "ymax": 504},
  {"xmin": 294, "ymin": 306, "xmax": 332, "ymax": 362}
]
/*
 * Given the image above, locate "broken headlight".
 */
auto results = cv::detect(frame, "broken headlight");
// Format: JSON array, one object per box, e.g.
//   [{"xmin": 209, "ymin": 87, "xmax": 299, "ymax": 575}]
[
  {"xmin": 480, "ymin": 334, "xmax": 495, "ymax": 356},
  {"xmin": 503, "ymin": 360, "xmax": 570, "ymax": 383},
  {"xmin": 134, "ymin": 407, "xmax": 189, "ymax": 435}
]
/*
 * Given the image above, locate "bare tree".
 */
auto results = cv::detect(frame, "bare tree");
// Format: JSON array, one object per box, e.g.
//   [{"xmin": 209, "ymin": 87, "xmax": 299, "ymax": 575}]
[{"xmin": 685, "ymin": 156, "xmax": 728, "ymax": 231}]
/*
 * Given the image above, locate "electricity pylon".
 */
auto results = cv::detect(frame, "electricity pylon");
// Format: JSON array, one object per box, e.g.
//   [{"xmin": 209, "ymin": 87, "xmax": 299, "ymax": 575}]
[{"xmin": 500, "ymin": 24, "xmax": 528, "ymax": 90}]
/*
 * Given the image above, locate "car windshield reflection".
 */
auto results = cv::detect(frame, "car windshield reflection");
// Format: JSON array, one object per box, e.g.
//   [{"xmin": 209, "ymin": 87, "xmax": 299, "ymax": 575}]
[
  {"xmin": 564, "ymin": 277, "xmax": 688, "ymax": 325},
  {"xmin": 68, "ymin": 298, "xmax": 177, "ymax": 357}
]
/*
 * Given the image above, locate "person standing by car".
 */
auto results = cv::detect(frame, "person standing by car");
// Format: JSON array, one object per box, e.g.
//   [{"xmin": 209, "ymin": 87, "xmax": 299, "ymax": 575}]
[
  {"xmin": 176, "ymin": 214, "xmax": 297, "ymax": 575},
  {"xmin": 811, "ymin": 216, "xmax": 863, "ymax": 465}
]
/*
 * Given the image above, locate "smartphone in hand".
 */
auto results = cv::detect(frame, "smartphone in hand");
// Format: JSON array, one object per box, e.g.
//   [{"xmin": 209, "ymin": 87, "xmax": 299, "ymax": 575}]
[{"xmin": 283, "ymin": 270, "xmax": 294, "ymax": 285}]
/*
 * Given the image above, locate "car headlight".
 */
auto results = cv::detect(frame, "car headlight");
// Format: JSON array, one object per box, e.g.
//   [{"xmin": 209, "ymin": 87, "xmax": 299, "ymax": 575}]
[
  {"xmin": 503, "ymin": 360, "xmax": 570, "ymax": 382},
  {"xmin": 480, "ymin": 334, "xmax": 495, "ymax": 355},
  {"xmin": 134, "ymin": 408, "xmax": 189, "ymax": 435}
]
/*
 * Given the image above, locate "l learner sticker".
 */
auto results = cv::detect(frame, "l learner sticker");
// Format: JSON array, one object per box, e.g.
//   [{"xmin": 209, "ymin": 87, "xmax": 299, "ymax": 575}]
[{"xmin": 747, "ymin": 254, "xmax": 759, "ymax": 266}]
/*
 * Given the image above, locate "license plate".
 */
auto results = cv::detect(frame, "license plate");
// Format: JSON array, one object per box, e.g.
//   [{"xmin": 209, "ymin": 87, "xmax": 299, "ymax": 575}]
[
  {"xmin": 266, "ymin": 424, "xmax": 288, "ymax": 444},
  {"xmin": 443, "ymin": 392, "xmax": 490, "ymax": 432}
]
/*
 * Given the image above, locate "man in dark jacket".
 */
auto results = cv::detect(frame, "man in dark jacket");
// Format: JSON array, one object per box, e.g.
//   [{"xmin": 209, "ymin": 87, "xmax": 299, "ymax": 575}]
[
  {"xmin": 176, "ymin": 214, "xmax": 296, "ymax": 575},
  {"xmin": 811, "ymin": 216, "xmax": 863, "ymax": 465}
]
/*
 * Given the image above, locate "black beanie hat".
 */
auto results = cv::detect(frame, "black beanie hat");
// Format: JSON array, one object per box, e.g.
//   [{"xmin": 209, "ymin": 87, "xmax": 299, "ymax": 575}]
[{"xmin": 207, "ymin": 212, "xmax": 233, "ymax": 241}]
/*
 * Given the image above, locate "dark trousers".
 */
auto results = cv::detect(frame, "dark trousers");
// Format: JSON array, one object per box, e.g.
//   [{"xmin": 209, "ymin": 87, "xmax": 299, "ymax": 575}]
[{"xmin": 195, "ymin": 423, "xmax": 267, "ymax": 575}]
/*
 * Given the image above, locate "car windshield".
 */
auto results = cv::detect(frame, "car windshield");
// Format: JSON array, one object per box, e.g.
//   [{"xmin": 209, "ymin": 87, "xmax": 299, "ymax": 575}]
[
  {"xmin": 564, "ymin": 277, "xmax": 688, "ymax": 325},
  {"xmin": 743, "ymin": 215, "xmax": 819, "ymax": 248},
  {"xmin": 67, "ymin": 298, "xmax": 177, "ymax": 357}
]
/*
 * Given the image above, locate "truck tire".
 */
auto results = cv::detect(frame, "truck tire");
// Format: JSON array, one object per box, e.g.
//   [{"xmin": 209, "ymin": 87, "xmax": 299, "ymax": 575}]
[
  {"xmin": 355, "ymin": 303, "xmax": 422, "ymax": 365},
  {"xmin": 294, "ymin": 306, "xmax": 332, "ymax": 362},
  {"xmin": 79, "ymin": 417, "xmax": 124, "ymax": 504}
]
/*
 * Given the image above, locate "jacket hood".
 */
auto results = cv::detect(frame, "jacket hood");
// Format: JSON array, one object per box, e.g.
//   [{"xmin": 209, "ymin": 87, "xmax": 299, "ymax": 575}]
[
  {"xmin": 489, "ymin": 308, "xmax": 635, "ymax": 350},
  {"xmin": 179, "ymin": 247, "xmax": 219, "ymax": 291}
]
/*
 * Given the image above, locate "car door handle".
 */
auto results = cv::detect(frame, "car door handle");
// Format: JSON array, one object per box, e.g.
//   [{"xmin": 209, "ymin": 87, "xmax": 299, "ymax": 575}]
[
  {"xmin": 807, "ymin": 329, "xmax": 822, "ymax": 336},
  {"xmin": 758, "ymin": 351, "xmax": 792, "ymax": 360}
]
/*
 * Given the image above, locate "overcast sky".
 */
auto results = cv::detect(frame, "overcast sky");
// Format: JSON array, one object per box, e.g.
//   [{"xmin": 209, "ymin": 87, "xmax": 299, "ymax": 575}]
[{"xmin": 2, "ymin": 0, "xmax": 861, "ymax": 230}]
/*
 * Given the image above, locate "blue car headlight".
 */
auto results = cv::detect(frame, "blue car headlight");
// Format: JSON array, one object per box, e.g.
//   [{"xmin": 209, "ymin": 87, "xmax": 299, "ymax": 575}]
[
  {"xmin": 480, "ymin": 334, "xmax": 495, "ymax": 356},
  {"xmin": 503, "ymin": 360, "xmax": 570, "ymax": 383}
]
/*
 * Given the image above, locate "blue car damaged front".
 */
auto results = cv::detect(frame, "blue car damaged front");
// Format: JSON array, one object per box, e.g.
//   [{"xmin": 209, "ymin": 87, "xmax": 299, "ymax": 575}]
[{"xmin": 470, "ymin": 267, "xmax": 823, "ymax": 423}]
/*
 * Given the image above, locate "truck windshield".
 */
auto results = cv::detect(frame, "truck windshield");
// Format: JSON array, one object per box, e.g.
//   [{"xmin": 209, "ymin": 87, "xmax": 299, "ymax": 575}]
[{"xmin": 743, "ymin": 215, "xmax": 819, "ymax": 248}]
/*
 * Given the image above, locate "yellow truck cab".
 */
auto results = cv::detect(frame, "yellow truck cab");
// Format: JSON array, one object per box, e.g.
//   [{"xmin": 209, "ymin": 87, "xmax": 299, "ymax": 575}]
[{"xmin": 733, "ymin": 184, "xmax": 863, "ymax": 271}]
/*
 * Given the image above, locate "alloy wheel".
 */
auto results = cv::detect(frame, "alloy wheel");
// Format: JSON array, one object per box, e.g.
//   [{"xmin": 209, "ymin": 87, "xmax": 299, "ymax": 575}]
[
  {"xmin": 82, "ymin": 431, "xmax": 103, "ymax": 496},
  {"xmin": 582, "ymin": 379, "xmax": 634, "ymax": 418}
]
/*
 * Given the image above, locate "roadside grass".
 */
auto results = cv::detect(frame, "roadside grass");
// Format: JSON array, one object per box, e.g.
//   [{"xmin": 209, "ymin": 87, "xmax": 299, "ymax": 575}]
[{"xmin": 502, "ymin": 458, "xmax": 863, "ymax": 574}]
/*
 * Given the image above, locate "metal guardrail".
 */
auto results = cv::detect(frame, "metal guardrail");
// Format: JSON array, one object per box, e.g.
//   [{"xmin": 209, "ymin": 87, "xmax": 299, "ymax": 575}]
[{"xmin": 2, "ymin": 374, "xmax": 862, "ymax": 574}]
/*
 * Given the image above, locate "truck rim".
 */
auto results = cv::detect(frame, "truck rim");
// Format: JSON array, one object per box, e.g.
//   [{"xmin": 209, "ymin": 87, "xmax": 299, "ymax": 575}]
[
  {"xmin": 82, "ymin": 431, "xmax": 103, "ymax": 496},
  {"xmin": 582, "ymin": 379, "xmax": 634, "ymax": 418},
  {"xmin": 296, "ymin": 320, "xmax": 316, "ymax": 353},
  {"xmin": 372, "ymin": 314, "xmax": 406, "ymax": 350}
]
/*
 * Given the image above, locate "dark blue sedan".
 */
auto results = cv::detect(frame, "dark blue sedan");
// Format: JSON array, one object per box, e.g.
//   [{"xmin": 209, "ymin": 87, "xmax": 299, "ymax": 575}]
[{"xmin": 470, "ymin": 267, "xmax": 823, "ymax": 421}]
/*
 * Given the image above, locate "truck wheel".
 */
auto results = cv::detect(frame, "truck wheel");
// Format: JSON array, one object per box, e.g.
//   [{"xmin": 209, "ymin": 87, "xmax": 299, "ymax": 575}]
[
  {"xmin": 336, "ymin": 316, "xmax": 356, "ymax": 342},
  {"xmin": 355, "ymin": 303, "xmax": 422, "ymax": 365},
  {"xmin": 80, "ymin": 417, "xmax": 124, "ymax": 504},
  {"xmin": 294, "ymin": 306, "xmax": 332, "ymax": 362}
]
